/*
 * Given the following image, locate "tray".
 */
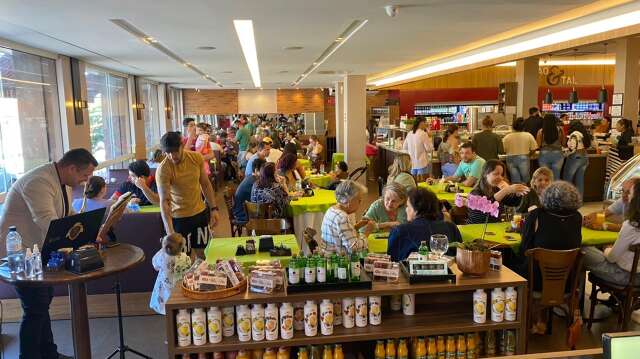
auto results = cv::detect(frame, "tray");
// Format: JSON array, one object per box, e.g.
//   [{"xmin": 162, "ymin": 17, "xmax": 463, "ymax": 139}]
[
  {"xmin": 286, "ymin": 269, "xmax": 372, "ymax": 293},
  {"xmin": 400, "ymin": 261, "xmax": 456, "ymax": 284},
  {"xmin": 181, "ymin": 278, "xmax": 247, "ymax": 300}
]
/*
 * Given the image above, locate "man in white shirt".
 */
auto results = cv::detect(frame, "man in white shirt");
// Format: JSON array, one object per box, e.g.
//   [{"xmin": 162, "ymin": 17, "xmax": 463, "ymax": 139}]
[
  {"xmin": 263, "ymin": 137, "xmax": 283, "ymax": 163},
  {"xmin": 0, "ymin": 148, "xmax": 97, "ymax": 359}
]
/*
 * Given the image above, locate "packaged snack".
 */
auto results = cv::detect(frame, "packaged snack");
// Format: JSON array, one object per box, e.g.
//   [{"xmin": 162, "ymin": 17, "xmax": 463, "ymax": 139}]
[
  {"xmin": 249, "ymin": 270, "xmax": 276, "ymax": 294},
  {"xmin": 372, "ymin": 260, "xmax": 399, "ymax": 282},
  {"xmin": 364, "ymin": 253, "xmax": 390, "ymax": 272}
]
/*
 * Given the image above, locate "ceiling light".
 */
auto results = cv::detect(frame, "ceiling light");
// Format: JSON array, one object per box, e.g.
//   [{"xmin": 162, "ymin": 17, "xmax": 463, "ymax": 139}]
[
  {"xmin": 233, "ymin": 19, "xmax": 261, "ymax": 88},
  {"xmin": 370, "ymin": 9, "xmax": 640, "ymax": 87},
  {"xmin": 496, "ymin": 59, "xmax": 615, "ymax": 67},
  {"xmin": 291, "ymin": 19, "xmax": 368, "ymax": 87},
  {"xmin": 197, "ymin": 46, "xmax": 216, "ymax": 50},
  {"xmin": 284, "ymin": 46, "xmax": 304, "ymax": 51}
]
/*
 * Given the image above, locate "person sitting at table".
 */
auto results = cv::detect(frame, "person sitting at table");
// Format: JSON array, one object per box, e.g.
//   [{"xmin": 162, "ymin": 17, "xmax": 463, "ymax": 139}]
[
  {"xmin": 326, "ymin": 161, "xmax": 349, "ymax": 190},
  {"xmin": 387, "ymin": 187, "xmax": 462, "ymax": 261},
  {"xmin": 584, "ymin": 177, "xmax": 640, "ymax": 232},
  {"xmin": 233, "ymin": 158, "xmax": 266, "ymax": 223},
  {"xmin": 438, "ymin": 124, "xmax": 461, "ymax": 178},
  {"xmin": 239, "ymin": 139, "xmax": 258, "ymax": 176},
  {"xmin": 516, "ymin": 167, "xmax": 553, "ymax": 214},
  {"xmin": 277, "ymin": 153, "xmax": 302, "ymax": 192},
  {"xmin": 306, "ymin": 135, "xmax": 324, "ymax": 169},
  {"xmin": 250, "ymin": 162, "xmax": 290, "ymax": 218},
  {"xmin": 111, "ymin": 160, "xmax": 159, "ymax": 206},
  {"xmin": 444, "ymin": 142, "xmax": 485, "ymax": 187},
  {"xmin": 245, "ymin": 141, "xmax": 271, "ymax": 177},
  {"xmin": 72, "ymin": 176, "xmax": 114, "ymax": 212},
  {"xmin": 467, "ymin": 160, "xmax": 529, "ymax": 224},
  {"xmin": 320, "ymin": 180, "xmax": 375, "ymax": 254},
  {"xmin": 582, "ymin": 180, "xmax": 640, "ymax": 287},
  {"xmin": 387, "ymin": 154, "xmax": 417, "ymax": 192},
  {"xmin": 283, "ymin": 142, "xmax": 307, "ymax": 180},
  {"xmin": 361, "ymin": 182, "xmax": 408, "ymax": 234}
]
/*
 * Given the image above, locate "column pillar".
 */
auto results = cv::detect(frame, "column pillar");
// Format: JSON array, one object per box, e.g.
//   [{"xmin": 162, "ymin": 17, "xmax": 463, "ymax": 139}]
[
  {"xmin": 343, "ymin": 75, "xmax": 367, "ymax": 187},
  {"xmin": 614, "ymin": 37, "xmax": 640, "ymax": 128},
  {"xmin": 516, "ymin": 57, "xmax": 539, "ymax": 118},
  {"xmin": 335, "ymin": 82, "xmax": 345, "ymax": 152}
]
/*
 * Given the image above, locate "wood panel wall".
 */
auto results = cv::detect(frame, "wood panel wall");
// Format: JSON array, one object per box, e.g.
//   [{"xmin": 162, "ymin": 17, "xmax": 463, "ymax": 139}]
[
  {"xmin": 276, "ymin": 89, "xmax": 324, "ymax": 114},
  {"xmin": 183, "ymin": 89, "xmax": 238, "ymax": 114}
]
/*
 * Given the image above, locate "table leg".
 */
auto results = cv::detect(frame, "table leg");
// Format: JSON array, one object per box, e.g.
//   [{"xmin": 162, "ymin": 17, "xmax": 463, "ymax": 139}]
[{"xmin": 69, "ymin": 282, "xmax": 91, "ymax": 359}]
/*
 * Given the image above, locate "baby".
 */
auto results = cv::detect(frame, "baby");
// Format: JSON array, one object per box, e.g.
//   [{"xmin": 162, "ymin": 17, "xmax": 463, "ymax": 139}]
[{"xmin": 150, "ymin": 233, "xmax": 192, "ymax": 315}]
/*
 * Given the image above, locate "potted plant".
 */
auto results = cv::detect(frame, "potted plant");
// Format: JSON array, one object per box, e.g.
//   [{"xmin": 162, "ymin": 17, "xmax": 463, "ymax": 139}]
[{"xmin": 452, "ymin": 194, "xmax": 499, "ymax": 276}]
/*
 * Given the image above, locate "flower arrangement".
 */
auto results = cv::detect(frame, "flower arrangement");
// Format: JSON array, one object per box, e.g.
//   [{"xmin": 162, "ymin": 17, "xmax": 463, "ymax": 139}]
[{"xmin": 455, "ymin": 193, "xmax": 500, "ymax": 242}]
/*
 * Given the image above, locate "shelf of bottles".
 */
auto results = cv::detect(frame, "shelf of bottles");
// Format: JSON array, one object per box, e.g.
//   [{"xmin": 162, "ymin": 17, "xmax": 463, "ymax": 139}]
[{"xmin": 414, "ymin": 105, "xmax": 497, "ymax": 126}]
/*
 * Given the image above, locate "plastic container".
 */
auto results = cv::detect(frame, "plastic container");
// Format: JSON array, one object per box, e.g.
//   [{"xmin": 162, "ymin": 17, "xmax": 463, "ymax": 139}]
[
  {"xmin": 303, "ymin": 300, "xmax": 318, "ymax": 336},
  {"xmin": 402, "ymin": 293, "xmax": 415, "ymax": 316},
  {"xmin": 265, "ymin": 303, "xmax": 279, "ymax": 341},
  {"xmin": 473, "ymin": 289, "xmax": 487, "ymax": 324},
  {"xmin": 251, "ymin": 304, "xmax": 265, "ymax": 341},
  {"xmin": 279, "ymin": 302, "xmax": 294, "ymax": 339},
  {"xmin": 236, "ymin": 304, "xmax": 252, "ymax": 342},
  {"xmin": 207, "ymin": 306, "xmax": 222, "ymax": 343},
  {"xmin": 355, "ymin": 296, "xmax": 367, "ymax": 327},
  {"xmin": 319, "ymin": 299, "xmax": 334, "ymax": 336},
  {"xmin": 293, "ymin": 302, "xmax": 305, "ymax": 331},
  {"xmin": 191, "ymin": 308, "xmax": 207, "ymax": 346},
  {"xmin": 222, "ymin": 306, "xmax": 235, "ymax": 337},
  {"xmin": 369, "ymin": 296, "xmax": 382, "ymax": 325},
  {"xmin": 6, "ymin": 226, "xmax": 25, "ymax": 274},
  {"xmin": 32, "ymin": 244, "xmax": 43, "ymax": 277},
  {"xmin": 505, "ymin": 287, "xmax": 517, "ymax": 321},
  {"xmin": 491, "ymin": 288, "xmax": 505, "ymax": 322},
  {"xmin": 176, "ymin": 309, "xmax": 191, "ymax": 347},
  {"xmin": 341, "ymin": 297, "xmax": 355, "ymax": 329}
]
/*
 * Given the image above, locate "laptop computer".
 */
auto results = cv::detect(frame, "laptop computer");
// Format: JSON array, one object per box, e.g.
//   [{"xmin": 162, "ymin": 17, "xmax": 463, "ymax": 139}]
[{"xmin": 41, "ymin": 208, "xmax": 107, "ymax": 262}]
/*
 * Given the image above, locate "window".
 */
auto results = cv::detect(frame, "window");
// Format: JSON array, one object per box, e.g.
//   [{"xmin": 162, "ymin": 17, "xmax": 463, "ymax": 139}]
[
  {"xmin": 139, "ymin": 79, "xmax": 160, "ymax": 148},
  {"xmin": 85, "ymin": 67, "xmax": 131, "ymax": 163},
  {"xmin": 168, "ymin": 87, "xmax": 183, "ymax": 131},
  {"xmin": 0, "ymin": 46, "xmax": 62, "ymax": 194}
]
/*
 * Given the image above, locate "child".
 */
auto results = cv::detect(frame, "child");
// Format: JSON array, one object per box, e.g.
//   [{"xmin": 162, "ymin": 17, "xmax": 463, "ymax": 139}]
[
  {"xmin": 195, "ymin": 123, "xmax": 211, "ymax": 176},
  {"xmin": 325, "ymin": 161, "xmax": 349, "ymax": 190},
  {"xmin": 150, "ymin": 233, "xmax": 192, "ymax": 315}
]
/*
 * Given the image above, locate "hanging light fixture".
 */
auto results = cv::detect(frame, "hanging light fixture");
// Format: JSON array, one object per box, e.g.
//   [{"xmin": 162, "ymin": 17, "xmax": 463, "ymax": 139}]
[
  {"xmin": 598, "ymin": 42, "xmax": 609, "ymax": 104},
  {"xmin": 544, "ymin": 88, "xmax": 554, "ymax": 104},
  {"xmin": 568, "ymin": 49, "xmax": 579, "ymax": 104}
]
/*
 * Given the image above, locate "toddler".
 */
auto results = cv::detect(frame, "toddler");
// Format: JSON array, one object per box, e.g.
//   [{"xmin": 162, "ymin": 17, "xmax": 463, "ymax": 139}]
[{"xmin": 150, "ymin": 233, "xmax": 192, "ymax": 315}]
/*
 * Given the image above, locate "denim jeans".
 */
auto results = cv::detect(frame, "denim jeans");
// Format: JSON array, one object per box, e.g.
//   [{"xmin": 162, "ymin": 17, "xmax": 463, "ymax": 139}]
[
  {"xmin": 538, "ymin": 150, "xmax": 564, "ymax": 181},
  {"xmin": 14, "ymin": 285, "xmax": 58, "ymax": 359},
  {"xmin": 582, "ymin": 246, "xmax": 640, "ymax": 286},
  {"xmin": 506, "ymin": 155, "xmax": 530, "ymax": 184},
  {"xmin": 562, "ymin": 152, "xmax": 589, "ymax": 196}
]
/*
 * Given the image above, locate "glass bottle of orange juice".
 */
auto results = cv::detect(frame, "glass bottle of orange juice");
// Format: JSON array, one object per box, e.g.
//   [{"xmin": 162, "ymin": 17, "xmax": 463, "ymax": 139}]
[
  {"xmin": 323, "ymin": 345, "xmax": 333, "ymax": 359},
  {"xmin": 456, "ymin": 335, "xmax": 466, "ymax": 359},
  {"xmin": 436, "ymin": 336, "xmax": 445, "ymax": 359},
  {"xmin": 298, "ymin": 347, "xmax": 309, "ymax": 359},
  {"xmin": 237, "ymin": 350, "xmax": 250, "ymax": 359},
  {"xmin": 264, "ymin": 348, "xmax": 277, "ymax": 359},
  {"xmin": 466, "ymin": 333, "xmax": 476, "ymax": 359},
  {"xmin": 375, "ymin": 340, "xmax": 386, "ymax": 359},
  {"xmin": 416, "ymin": 337, "xmax": 427, "ymax": 359},
  {"xmin": 333, "ymin": 344, "xmax": 344, "ymax": 359},
  {"xmin": 277, "ymin": 347, "xmax": 289, "ymax": 359},
  {"xmin": 397, "ymin": 339, "xmax": 408, "ymax": 359},
  {"xmin": 252, "ymin": 349, "xmax": 264, "ymax": 359},
  {"xmin": 445, "ymin": 336, "xmax": 456, "ymax": 359},
  {"xmin": 386, "ymin": 339, "xmax": 397, "ymax": 359}
]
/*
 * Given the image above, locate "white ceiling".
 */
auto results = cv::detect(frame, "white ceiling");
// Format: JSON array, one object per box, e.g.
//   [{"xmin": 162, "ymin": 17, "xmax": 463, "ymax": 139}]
[{"xmin": 0, "ymin": 0, "xmax": 596, "ymax": 89}]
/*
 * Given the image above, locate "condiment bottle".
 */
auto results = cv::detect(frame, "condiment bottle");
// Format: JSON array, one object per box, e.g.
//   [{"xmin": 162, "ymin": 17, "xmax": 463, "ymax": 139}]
[
  {"xmin": 319, "ymin": 299, "xmax": 334, "ymax": 335},
  {"xmin": 355, "ymin": 296, "xmax": 368, "ymax": 327},
  {"xmin": 176, "ymin": 309, "xmax": 191, "ymax": 347},
  {"xmin": 350, "ymin": 252, "xmax": 361, "ymax": 281},
  {"xmin": 402, "ymin": 294, "xmax": 415, "ymax": 316},
  {"xmin": 485, "ymin": 330, "xmax": 496, "ymax": 356},
  {"xmin": 386, "ymin": 339, "xmax": 396, "ymax": 359},
  {"xmin": 316, "ymin": 254, "xmax": 327, "ymax": 283},
  {"xmin": 472, "ymin": 289, "xmax": 487, "ymax": 324},
  {"xmin": 333, "ymin": 344, "xmax": 344, "ymax": 359},
  {"xmin": 505, "ymin": 330, "xmax": 516, "ymax": 355},
  {"xmin": 305, "ymin": 255, "xmax": 316, "ymax": 283},
  {"xmin": 279, "ymin": 302, "xmax": 294, "ymax": 339},
  {"xmin": 251, "ymin": 304, "xmax": 265, "ymax": 341},
  {"xmin": 191, "ymin": 308, "xmax": 207, "ymax": 346},
  {"xmin": 289, "ymin": 254, "xmax": 300, "ymax": 284},
  {"xmin": 397, "ymin": 338, "xmax": 409, "ymax": 359},
  {"xmin": 491, "ymin": 288, "xmax": 505, "ymax": 322},
  {"xmin": 375, "ymin": 340, "xmax": 386, "ymax": 359},
  {"xmin": 445, "ymin": 336, "xmax": 456, "ymax": 359},
  {"xmin": 265, "ymin": 303, "xmax": 279, "ymax": 341},
  {"xmin": 207, "ymin": 306, "xmax": 222, "ymax": 344},
  {"xmin": 505, "ymin": 287, "xmax": 517, "ymax": 321},
  {"xmin": 419, "ymin": 240, "xmax": 429, "ymax": 257},
  {"xmin": 456, "ymin": 334, "xmax": 466, "ymax": 359},
  {"xmin": 303, "ymin": 300, "xmax": 318, "ymax": 336},
  {"xmin": 222, "ymin": 306, "xmax": 235, "ymax": 337},
  {"xmin": 236, "ymin": 304, "xmax": 252, "ymax": 342},
  {"xmin": 322, "ymin": 345, "xmax": 333, "ymax": 359},
  {"xmin": 341, "ymin": 297, "xmax": 355, "ymax": 329}
]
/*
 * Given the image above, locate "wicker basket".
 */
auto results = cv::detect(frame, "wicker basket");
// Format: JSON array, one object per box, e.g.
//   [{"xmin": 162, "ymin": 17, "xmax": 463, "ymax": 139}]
[
  {"xmin": 456, "ymin": 248, "xmax": 490, "ymax": 276},
  {"xmin": 181, "ymin": 279, "xmax": 247, "ymax": 300}
]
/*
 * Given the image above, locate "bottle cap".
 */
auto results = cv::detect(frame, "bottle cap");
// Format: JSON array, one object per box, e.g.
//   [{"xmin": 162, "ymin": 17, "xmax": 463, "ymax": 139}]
[{"xmin": 8, "ymin": 226, "xmax": 16, "ymax": 231}]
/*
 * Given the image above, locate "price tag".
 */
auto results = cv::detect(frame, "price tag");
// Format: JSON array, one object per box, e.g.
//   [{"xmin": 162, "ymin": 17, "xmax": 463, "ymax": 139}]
[
  {"xmin": 373, "ymin": 267, "xmax": 399, "ymax": 279},
  {"xmin": 250, "ymin": 276, "xmax": 275, "ymax": 289},
  {"xmin": 199, "ymin": 273, "xmax": 228, "ymax": 287}
]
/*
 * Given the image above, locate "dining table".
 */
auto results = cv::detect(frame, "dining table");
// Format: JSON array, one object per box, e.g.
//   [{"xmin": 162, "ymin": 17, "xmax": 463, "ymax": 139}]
[
  {"xmin": 305, "ymin": 171, "xmax": 333, "ymax": 188},
  {"xmin": 286, "ymin": 188, "xmax": 337, "ymax": 255},
  {"xmin": 205, "ymin": 234, "xmax": 299, "ymax": 267},
  {"xmin": 417, "ymin": 182, "xmax": 473, "ymax": 205}
]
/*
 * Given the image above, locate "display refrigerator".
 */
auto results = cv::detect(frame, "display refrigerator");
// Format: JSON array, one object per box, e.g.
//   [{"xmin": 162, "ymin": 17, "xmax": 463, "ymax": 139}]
[{"xmin": 605, "ymin": 153, "xmax": 640, "ymax": 201}]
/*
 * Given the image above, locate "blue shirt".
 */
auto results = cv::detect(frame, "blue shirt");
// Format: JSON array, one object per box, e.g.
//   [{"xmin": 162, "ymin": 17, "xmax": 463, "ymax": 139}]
[
  {"xmin": 233, "ymin": 175, "xmax": 257, "ymax": 222},
  {"xmin": 386, "ymin": 217, "xmax": 461, "ymax": 261},
  {"xmin": 245, "ymin": 153, "xmax": 260, "ymax": 177},
  {"xmin": 71, "ymin": 198, "xmax": 114, "ymax": 213},
  {"xmin": 453, "ymin": 156, "xmax": 485, "ymax": 180}
]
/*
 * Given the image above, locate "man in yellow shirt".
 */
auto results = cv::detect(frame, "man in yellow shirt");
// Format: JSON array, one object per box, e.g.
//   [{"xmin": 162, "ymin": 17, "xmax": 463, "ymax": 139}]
[{"xmin": 157, "ymin": 132, "xmax": 219, "ymax": 255}]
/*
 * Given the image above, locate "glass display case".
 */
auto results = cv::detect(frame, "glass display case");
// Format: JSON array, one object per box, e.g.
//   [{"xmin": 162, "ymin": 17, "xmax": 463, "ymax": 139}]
[{"xmin": 605, "ymin": 153, "xmax": 640, "ymax": 200}]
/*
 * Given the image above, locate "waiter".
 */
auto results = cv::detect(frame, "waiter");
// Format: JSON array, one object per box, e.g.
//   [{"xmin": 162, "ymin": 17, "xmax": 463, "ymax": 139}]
[{"xmin": 0, "ymin": 148, "xmax": 97, "ymax": 359}]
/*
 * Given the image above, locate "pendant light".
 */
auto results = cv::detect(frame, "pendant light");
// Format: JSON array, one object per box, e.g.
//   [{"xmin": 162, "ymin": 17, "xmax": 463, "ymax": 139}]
[
  {"xmin": 598, "ymin": 42, "xmax": 609, "ymax": 104},
  {"xmin": 568, "ymin": 49, "xmax": 579, "ymax": 104},
  {"xmin": 544, "ymin": 89, "xmax": 554, "ymax": 104}
]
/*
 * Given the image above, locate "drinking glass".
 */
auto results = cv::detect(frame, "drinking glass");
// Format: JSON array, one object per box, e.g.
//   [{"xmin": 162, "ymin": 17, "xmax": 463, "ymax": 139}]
[{"xmin": 430, "ymin": 234, "xmax": 449, "ymax": 259}]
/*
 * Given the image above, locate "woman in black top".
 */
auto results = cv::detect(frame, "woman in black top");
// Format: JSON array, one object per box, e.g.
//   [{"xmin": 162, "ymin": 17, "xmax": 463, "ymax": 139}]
[
  {"xmin": 466, "ymin": 160, "xmax": 529, "ymax": 224},
  {"xmin": 616, "ymin": 118, "xmax": 635, "ymax": 161}
]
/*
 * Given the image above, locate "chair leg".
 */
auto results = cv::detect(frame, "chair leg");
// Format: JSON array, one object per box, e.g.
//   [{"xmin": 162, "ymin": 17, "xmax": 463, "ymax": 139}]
[
  {"xmin": 587, "ymin": 284, "xmax": 598, "ymax": 330},
  {"xmin": 621, "ymin": 291, "xmax": 634, "ymax": 331},
  {"xmin": 546, "ymin": 308, "xmax": 553, "ymax": 335}
]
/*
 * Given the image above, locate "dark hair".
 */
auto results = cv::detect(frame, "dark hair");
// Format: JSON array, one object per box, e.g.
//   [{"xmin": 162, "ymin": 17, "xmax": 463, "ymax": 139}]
[
  {"xmin": 628, "ymin": 181, "xmax": 640, "ymax": 228},
  {"xmin": 84, "ymin": 176, "xmax": 106, "ymax": 199},
  {"xmin": 278, "ymin": 153, "xmax": 298, "ymax": 172},
  {"xmin": 252, "ymin": 158, "xmax": 266, "ymax": 174},
  {"xmin": 288, "ymin": 131, "xmax": 297, "ymax": 138},
  {"xmin": 337, "ymin": 161, "xmax": 348, "ymax": 173},
  {"xmin": 59, "ymin": 148, "xmax": 98, "ymax": 168},
  {"xmin": 512, "ymin": 117, "xmax": 525, "ymax": 132},
  {"xmin": 460, "ymin": 141, "xmax": 475, "ymax": 152},
  {"xmin": 182, "ymin": 118, "xmax": 195, "ymax": 127},
  {"xmin": 477, "ymin": 159, "xmax": 507, "ymax": 197},
  {"xmin": 196, "ymin": 122, "xmax": 209, "ymax": 132},
  {"xmin": 568, "ymin": 119, "xmax": 592, "ymax": 148},
  {"xmin": 256, "ymin": 162, "xmax": 277, "ymax": 188},
  {"xmin": 257, "ymin": 141, "xmax": 268, "ymax": 151},
  {"xmin": 284, "ymin": 142, "xmax": 298, "ymax": 156},
  {"xmin": 412, "ymin": 117, "xmax": 426, "ymax": 134},
  {"xmin": 541, "ymin": 114, "xmax": 559, "ymax": 145},
  {"xmin": 529, "ymin": 107, "xmax": 539, "ymax": 116},
  {"xmin": 128, "ymin": 160, "xmax": 151, "ymax": 178},
  {"xmin": 443, "ymin": 124, "xmax": 459, "ymax": 142},
  {"xmin": 151, "ymin": 149, "xmax": 164, "ymax": 163},
  {"xmin": 618, "ymin": 118, "xmax": 633, "ymax": 132},
  {"xmin": 407, "ymin": 187, "xmax": 440, "ymax": 220},
  {"xmin": 160, "ymin": 132, "xmax": 182, "ymax": 152}
]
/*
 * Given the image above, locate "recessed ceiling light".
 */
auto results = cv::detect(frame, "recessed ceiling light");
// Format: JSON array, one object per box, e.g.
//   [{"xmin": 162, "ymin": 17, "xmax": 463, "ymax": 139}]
[
  {"xmin": 278, "ymin": 70, "xmax": 289, "ymax": 74},
  {"xmin": 284, "ymin": 46, "xmax": 304, "ymax": 51},
  {"xmin": 233, "ymin": 82, "xmax": 243, "ymax": 85},
  {"xmin": 197, "ymin": 46, "xmax": 216, "ymax": 50},
  {"xmin": 221, "ymin": 71, "xmax": 233, "ymax": 74}
]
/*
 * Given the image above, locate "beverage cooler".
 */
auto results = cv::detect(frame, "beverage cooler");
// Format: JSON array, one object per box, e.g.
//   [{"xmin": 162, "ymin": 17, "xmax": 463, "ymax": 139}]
[{"xmin": 606, "ymin": 153, "xmax": 640, "ymax": 201}]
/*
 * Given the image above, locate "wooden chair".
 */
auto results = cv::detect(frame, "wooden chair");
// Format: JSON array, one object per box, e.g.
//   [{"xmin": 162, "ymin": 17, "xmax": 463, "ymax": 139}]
[
  {"xmin": 525, "ymin": 248, "xmax": 584, "ymax": 350},
  {"xmin": 348, "ymin": 166, "xmax": 368, "ymax": 182},
  {"xmin": 377, "ymin": 176, "xmax": 385, "ymax": 197},
  {"xmin": 587, "ymin": 243, "xmax": 640, "ymax": 331},
  {"xmin": 222, "ymin": 186, "xmax": 245, "ymax": 237},
  {"xmin": 244, "ymin": 201, "xmax": 273, "ymax": 219},
  {"xmin": 245, "ymin": 219, "xmax": 283, "ymax": 236}
]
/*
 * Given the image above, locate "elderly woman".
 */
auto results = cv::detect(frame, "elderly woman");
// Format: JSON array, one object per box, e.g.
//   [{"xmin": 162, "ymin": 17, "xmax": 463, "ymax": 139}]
[
  {"xmin": 361, "ymin": 182, "xmax": 408, "ymax": 233},
  {"xmin": 387, "ymin": 187, "xmax": 461, "ymax": 261},
  {"xmin": 387, "ymin": 154, "xmax": 417, "ymax": 192},
  {"xmin": 320, "ymin": 180, "xmax": 374, "ymax": 254},
  {"xmin": 516, "ymin": 167, "xmax": 553, "ymax": 214}
]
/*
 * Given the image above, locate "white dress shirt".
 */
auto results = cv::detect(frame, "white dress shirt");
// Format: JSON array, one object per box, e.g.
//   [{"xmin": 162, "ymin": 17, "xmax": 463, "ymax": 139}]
[{"xmin": 402, "ymin": 128, "xmax": 434, "ymax": 170}]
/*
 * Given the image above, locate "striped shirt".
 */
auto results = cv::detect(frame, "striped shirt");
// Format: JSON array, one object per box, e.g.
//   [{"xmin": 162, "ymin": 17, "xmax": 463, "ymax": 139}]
[{"xmin": 320, "ymin": 206, "xmax": 365, "ymax": 255}]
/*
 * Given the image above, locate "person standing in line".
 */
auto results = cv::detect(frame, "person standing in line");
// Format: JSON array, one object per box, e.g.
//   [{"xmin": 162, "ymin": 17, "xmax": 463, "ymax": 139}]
[
  {"xmin": 472, "ymin": 116, "xmax": 503, "ymax": 161},
  {"xmin": 402, "ymin": 117, "xmax": 434, "ymax": 182},
  {"xmin": 156, "ymin": 132, "xmax": 220, "ymax": 257},
  {"xmin": 502, "ymin": 117, "xmax": 538, "ymax": 184},
  {"xmin": 181, "ymin": 117, "xmax": 197, "ymax": 151},
  {"xmin": 523, "ymin": 107, "xmax": 543, "ymax": 139},
  {"xmin": 235, "ymin": 119, "xmax": 252, "ymax": 164},
  {"xmin": 562, "ymin": 120, "xmax": 592, "ymax": 196},
  {"xmin": 0, "ymin": 148, "xmax": 98, "ymax": 359},
  {"xmin": 536, "ymin": 114, "xmax": 565, "ymax": 181}
]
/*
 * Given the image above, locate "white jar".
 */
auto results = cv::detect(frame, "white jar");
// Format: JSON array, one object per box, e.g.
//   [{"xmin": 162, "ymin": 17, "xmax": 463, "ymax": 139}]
[
  {"xmin": 288, "ymin": 264, "xmax": 300, "ymax": 285},
  {"xmin": 176, "ymin": 309, "xmax": 191, "ymax": 347},
  {"xmin": 207, "ymin": 306, "xmax": 222, "ymax": 344},
  {"xmin": 491, "ymin": 288, "xmax": 505, "ymax": 322},
  {"xmin": 293, "ymin": 302, "xmax": 305, "ymax": 331},
  {"xmin": 303, "ymin": 300, "xmax": 318, "ymax": 336},
  {"xmin": 251, "ymin": 304, "xmax": 265, "ymax": 341},
  {"xmin": 390, "ymin": 294, "xmax": 402, "ymax": 311},
  {"xmin": 265, "ymin": 303, "xmax": 279, "ymax": 341},
  {"xmin": 355, "ymin": 296, "xmax": 368, "ymax": 327},
  {"xmin": 341, "ymin": 297, "xmax": 355, "ymax": 329},
  {"xmin": 369, "ymin": 296, "xmax": 382, "ymax": 325},
  {"xmin": 505, "ymin": 287, "xmax": 517, "ymax": 321},
  {"xmin": 402, "ymin": 294, "xmax": 415, "ymax": 316},
  {"xmin": 319, "ymin": 299, "xmax": 334, "ymax": 336},
  {"xmin": 221, "ymin": 306, "xmax": 235, "ymax": 337},
  {"xmin": 236, "ymin": 304, "xmax": 252, "ymax": 342},
  {"xmin": 191, "ymin": 308, "xmax": 207, "ymax": 346},
  {"xmin": 473, "ymin": 289, "xmax": 487, "ymax": 324},
  {"xmin": 279, "ymin": 302, "xmax": 294, "ymax": 340},
  {"xmin": 333, "ymin": 301, "xmax": 343, "ymax": 327},
  {"xmin": 317, "ymin": 263, "xmax": 326, "ymax": 283}
]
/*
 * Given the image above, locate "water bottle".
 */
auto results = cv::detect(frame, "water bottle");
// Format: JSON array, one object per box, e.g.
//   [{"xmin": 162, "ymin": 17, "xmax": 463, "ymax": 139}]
[
  {"xmin": 127, "ymin": 201, "xmax": 140, "ymax": 212},
  {"xmin": 6, "ymin": 226, "xmax": 25, "ymax": 274},
  {"xmin": 32, "ymin": 244, "xmax": 43, "ymax": 277},
  {"xmin": 24, "ymin": 248, "xmax": 34, "ymax": 278}
]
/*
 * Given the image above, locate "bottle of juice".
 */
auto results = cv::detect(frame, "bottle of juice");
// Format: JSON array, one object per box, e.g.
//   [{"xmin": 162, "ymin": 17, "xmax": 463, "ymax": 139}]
[
  {"xmin": 252, "ymin": 349, "xmax": 264, "ymax": 359},
  {"xmin": 417, "ymin": 337, "xmax": 428, "ymax": 359},
  {"xmin": 237, "ymin": 350, "xmax": 250, "ymax": 359},
  {"xmin": 323, "ymin": 345, "xmax": 333, "ymax": 359},
  {"xmin": 466, "ymin": 333, "xmax": 476, "ymax": 359},
  {"xmin": 386, "ymin": 339, "xmax": 396, "ymax": 359},
  {"xmin": 375, "ymin": 340, "xmax": 386, "ymax": 359},
  {"xmin": 397, "ymin": 339, "xmax": 409, "ymax": 359},
  {"xmin": 485, "ymin": 330, "xmax": 496, "ymax": 356},
  {"xmin": 334, "ymin": 344, "xmax": 344, "ymax": 359},
  {"xmin": 191, "ymin": 308, "xmax": 206, "ymax": 346},
  {"xmin": 445, "ymin": 336, "xmax": 456, "ymax": 359},
  {"xmin": 310, "ymin": 345, "xmax": 322, "ymax": 359},
  {"xmin": 456, "ymin": 334, "xmax": 466, "ymax": 359},
  {"xmin": 298, "ymin": 347, "xmax": 309, "ymax": 359},
  {"xmin": 264, "ymin": 348, "xmax": 277, "ymax": 359},
  {"xmin": 305, "ymin": 255, "xmax": 317, "ymax": 284},
  {"xmin": 277, "ymin": 347, "xmax": 289, "ymax": 359},
  {"xmin": 436, "ymin": 336, "xmax": 445, "ymax": 359}
]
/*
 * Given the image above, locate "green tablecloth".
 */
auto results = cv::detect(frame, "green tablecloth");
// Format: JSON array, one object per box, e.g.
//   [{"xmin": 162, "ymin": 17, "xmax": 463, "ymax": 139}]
[
  {"xmin": 205, "ymin": 234, "xmax": 299, "ymax": 267},
  {"xmin": 287, "ymin": 189, "xmax": 336, "ymax": 216},
  {"xmin": 306, "ymin": 172, "xmax": 333, "ymax": 188},
  {"xmin": 298, "ymin": 158, "xmax": 311, "ymax": 169},
  {"xmin": 417, "ymin": 182, "xmax": 473, "ymax": 205},
  {"xmin": 331, "ymin": 153, "xmax": 345, "ymax": 170},
  {"xmin": 367, "ymin": 232, "xmax": 390, "ymax": 254},
  {"xmin": 458, "ymin": 222, "xmax": 619, "ymax": 254},
  {"xmin": 137, "ymin": 205, "xmax": 160, "ymax": 213}
]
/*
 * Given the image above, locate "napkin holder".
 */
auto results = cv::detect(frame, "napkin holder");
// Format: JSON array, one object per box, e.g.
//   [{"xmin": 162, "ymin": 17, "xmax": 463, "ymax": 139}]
[
  {"xmin": 258, "ymin": 236, "xmax": 274, "ymax": 252},
  {"xmin": 66, "ymin": 247, "xmax": 104, "ymax": 274}
]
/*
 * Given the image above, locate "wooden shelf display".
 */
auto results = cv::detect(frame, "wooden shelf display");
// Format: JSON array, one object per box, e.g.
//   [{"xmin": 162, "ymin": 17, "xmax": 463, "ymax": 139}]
[{"xmin": 164, "ymin": 265, "xmax": 528, "ymax": 357}]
